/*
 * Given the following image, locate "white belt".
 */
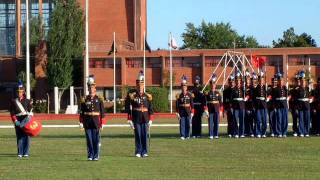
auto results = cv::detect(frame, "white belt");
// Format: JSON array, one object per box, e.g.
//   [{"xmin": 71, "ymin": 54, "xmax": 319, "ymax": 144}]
[
  {"xmin": 15, "ymin": 112, "xmax": 28, "ymax": 117},
  {"xmin": 276, "ymin": 97, "xmax": 287, "ymax": 100},
  {"xmin": 256, "ymin": 97, "xmax": 265, "ymax": 100},
  {"xmin": 298, "ymin": 98, "xmax": 309, "ymax": 102},
  {"xmin": 193, "ymin": 103, "xmax": 202, "ymax": 105},
  {"xmin": 233, "ymin": 98, "xmax": 244, "ymax": 101}
]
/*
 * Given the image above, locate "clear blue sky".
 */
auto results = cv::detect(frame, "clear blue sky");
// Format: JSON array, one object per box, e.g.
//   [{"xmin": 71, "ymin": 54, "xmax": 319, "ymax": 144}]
[{"xmin": 147, "ymin": 0, "xmax": 320, "ymax": 49}]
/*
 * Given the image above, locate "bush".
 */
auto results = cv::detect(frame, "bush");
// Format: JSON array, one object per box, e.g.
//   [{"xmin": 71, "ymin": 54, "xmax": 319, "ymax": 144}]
[
  {"xmin": 146, "ymin": 87, "xmax": 169, "ymax": 113},
  {"xmin": 116, "ymin": 87, "xmax": 169, "ymax": 113},
  {"xmin": 33, "ymin": 99, "xmax": 48, "ymax": 113},
  {"xmin": 105, "ymin": 99, "xmax": 126, "ymax": 113}
]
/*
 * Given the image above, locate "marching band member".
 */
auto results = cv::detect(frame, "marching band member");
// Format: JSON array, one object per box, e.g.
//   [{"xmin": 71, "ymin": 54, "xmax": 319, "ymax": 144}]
[
  {"xmin": 253, "ymin": 72, "xmax": 268, "ymax": 138},
  {"xmin": 9, "ymin": 80, "xmax": 33, "ymax": 158},
  {"xmin": 204, "ymin": 74, "xmax": 222, "ymax": 139},
  {"xmin": 79, "ymin": 75, "xmax": 106, "ymax": 161},
  {"xmin": 126, "ymin": 71, "xmax": 154, "ymax": 157},
  {"xmin": 176, "ymin": 75, "xmax": 194, "ymax": 140}
]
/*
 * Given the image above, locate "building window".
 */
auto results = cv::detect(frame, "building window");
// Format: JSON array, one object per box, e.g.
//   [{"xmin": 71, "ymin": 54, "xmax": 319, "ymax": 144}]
[
  {"xmin": 0, "ymin": 0, "xmax": 16, "ymax": 55},
  {"xmin": 21, "ymin": 1, "xmax": 39, "ymax": 26},
  {"xmin": 289, "ymin": 55, "xmax": 320, "ymax": 66},
  {"xmin": 148, "ymin": 57, "xmax": 161, "ymax": 68},
  {"xmin": 126, "ymin": 57, "xmax": 161, "ymax": 68},
  {"xmin": 104, "ymin": 58, "xmax": 121, "ymax": 68},
  {"xmin": 182, "ymin": 57, "xmax": 201, "ymax": 67},
  {"xmin": 205, "ymin": 56, "xmax": 223, "ymax": 67},
  {"xmin": 42, "ymin": 0, "xmax": 54, "ymax": 37},
  {"xmin": 126, "ymin": 58, "xmax": 143, "ymax": 68},
  {"xmin": 165, "ymin": 57, "xmax": 183, "ymax": 67}
]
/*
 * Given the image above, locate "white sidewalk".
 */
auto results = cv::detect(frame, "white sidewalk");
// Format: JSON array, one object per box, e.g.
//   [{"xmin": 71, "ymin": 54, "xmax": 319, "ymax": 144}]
[{"xmin": 0, "ymin": 123, "xmax": 293, "ymax": 129}]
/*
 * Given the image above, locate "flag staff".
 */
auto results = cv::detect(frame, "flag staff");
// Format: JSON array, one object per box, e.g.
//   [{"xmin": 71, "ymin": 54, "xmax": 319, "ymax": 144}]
[
  {"xmin": 26, "ymin": 0, "xmax": 30, "ymax": 98},
  {"xmin": 143, "ymin": 31, "xmax": 146, "ymax": 92},
  {"xmin": 169, "ymin": 32, "xmax": 173, "ymax": 113},
  {"xmin": 84, "ymin": 0, "xmax": 89, "ymax": 95},
  {"xmin": 113, "ymin": 32, "xmax": 116, "ymax": 114}
]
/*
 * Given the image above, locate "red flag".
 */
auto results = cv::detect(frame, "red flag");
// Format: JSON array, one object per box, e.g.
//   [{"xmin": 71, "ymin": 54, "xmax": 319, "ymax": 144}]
[{"xmin": 251, "ymin": 55, "xmax": 266, "ymax": 68}]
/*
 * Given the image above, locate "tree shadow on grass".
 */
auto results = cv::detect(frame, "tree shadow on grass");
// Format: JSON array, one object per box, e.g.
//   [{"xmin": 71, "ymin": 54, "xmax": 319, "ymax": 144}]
[
  {"xmin": 0, "ymin": 153, "xmax": 19, "ymax": 157},
  {"xmin": 37, "ymin": 133, "xmax": 179, "ymax": 139}
]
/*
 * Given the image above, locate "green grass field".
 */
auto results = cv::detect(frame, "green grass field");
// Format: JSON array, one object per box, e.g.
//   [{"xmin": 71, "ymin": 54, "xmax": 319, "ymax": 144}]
[{"xmin": 1, "ymin": 119, "xmax": 320, "ymax": 180}]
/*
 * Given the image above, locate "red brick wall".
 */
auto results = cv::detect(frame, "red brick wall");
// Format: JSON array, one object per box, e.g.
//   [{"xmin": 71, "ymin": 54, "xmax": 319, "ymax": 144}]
[
  {"xmin": 90, "ymin": 68, "xmax": 121, "ymax": 87},
  {"xmin": 78, "ymin": 0, "xmax": 146, "ymax": 52}
]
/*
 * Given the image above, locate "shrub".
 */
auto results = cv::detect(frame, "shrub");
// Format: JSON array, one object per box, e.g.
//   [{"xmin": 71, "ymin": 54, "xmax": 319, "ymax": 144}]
[
  {"xmin": 146, "ymin": 87, "xmax": 169, "ymax": 113},
  {"xmin": 33, "ymin": 99, "xmax": 48, "ymax": 113}
]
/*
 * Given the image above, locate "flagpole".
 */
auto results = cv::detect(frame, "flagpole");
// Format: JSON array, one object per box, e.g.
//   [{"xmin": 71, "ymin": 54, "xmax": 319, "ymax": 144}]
[
  {"xmin": 143, "ymin": 31, "xmax": 146, "ymax": 92},
  {"xmin": 84, "ymin": 0, "xmax": 89, "ymax": 95},
  {"xmin": 26, "ymin": 0, "xmax": 30, "ymax": 99},
  {"xmin": 308, "ymin": 57, "xmax": 311, "ymax": 77},
  {"xmin": 169, "ymin": 32, "xmax": 173, "ymax": 113},
  {"xmin": 113, "ymin": 32, "xmax": 116, "ymax": 114},
  {"xmin": 308, "ymin": 57, "xmax": 311, "ymax": 90},
  {"xmin": 286, "ymin": 55, "xmax": 289, "ymax": 90}
]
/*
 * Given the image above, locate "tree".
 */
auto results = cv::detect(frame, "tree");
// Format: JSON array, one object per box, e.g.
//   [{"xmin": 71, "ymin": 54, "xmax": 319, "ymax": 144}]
[
  {"xmin": 17, "ymin": 71, "xmax": 36, "ymax": 91},
  {"xmin": 162, "ymin": 70, "xmax": 176, "ymax": 88},
  {"xmin": 47, "ymin": 0, "xmax": 85, "ymax": 89},
  {"xmin": 21, "ymin": 16, "xmax": 44, "ymax": 55},
  {"xmin": 272, "ymin": 27, "xmax": 317, "ymax": 48},
  {"xmin": 181, "ymin": 21, "xmax": 261, "ymax": 49}
]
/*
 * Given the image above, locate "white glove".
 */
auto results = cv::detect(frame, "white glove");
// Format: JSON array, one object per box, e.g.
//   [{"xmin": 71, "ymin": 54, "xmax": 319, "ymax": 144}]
[
  {"xmin": 190, "ymin": 113, "xmax": 194, "ymax": 119},
  {"xmin": 148, "ymin": 121, "xmax": 152, "ymax": 127},
  {"xmin": 79, "ymin": 123, "xmax": 84, "ymax": 129},
  {"xmin": 203, "ymin": 111, "xmax": 209, "ymax": 118},
  {"xmin": 176, "ymin": 113, "xmax": 181, "ymax": 120},
  {"xmin": 128, "ymin": 120, "xmax": 135, "ymax": 129},
  {"xmin": 100, "ymin": 125, "xmax": 104, "ymax": 131},
  {"xmin": 309, "ymin": 98, "xmax": 314, "ymax": 103}
]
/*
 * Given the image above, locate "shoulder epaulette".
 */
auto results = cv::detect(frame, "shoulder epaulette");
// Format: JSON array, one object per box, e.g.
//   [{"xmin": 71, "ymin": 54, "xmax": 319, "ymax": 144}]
[
  {"xmin": 98, "ymin": 95, "xmax": 104, "ymax": 102},
  {"xmin": 176, "ymin": 93, "xmax": 180, "ymax": 100},
  {"xmin": 80, "ymin": 97, "xmax": 85, "ymax": 103},
  {"xmin": 129, "ymin": 92, "xmax": 136, "ymax": 100},
  {"xmin": 145, "ymin": 93, "xmax": 152, "ymax": 101}
]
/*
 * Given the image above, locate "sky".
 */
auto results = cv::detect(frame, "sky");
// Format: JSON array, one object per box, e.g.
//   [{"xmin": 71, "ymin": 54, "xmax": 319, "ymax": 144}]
[{"xmin": 147, "ymin": 0, "xmax": 320, "ymax": 49}]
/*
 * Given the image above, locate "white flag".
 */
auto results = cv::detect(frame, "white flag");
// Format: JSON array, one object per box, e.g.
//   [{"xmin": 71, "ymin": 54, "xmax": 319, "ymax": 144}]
[{"xmin": 169, "ymin": 35, "xmax": 178, "ymax": 49}]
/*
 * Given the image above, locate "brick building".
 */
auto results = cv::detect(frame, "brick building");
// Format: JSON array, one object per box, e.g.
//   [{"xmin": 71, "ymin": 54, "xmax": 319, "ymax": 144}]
[
  {"xmin": 91, "ymin": 48, "xmax": 320, "ymax": 98},
  {"xmin": 1, "ymin": 0, "xmax": 320, "ymax": 109}
]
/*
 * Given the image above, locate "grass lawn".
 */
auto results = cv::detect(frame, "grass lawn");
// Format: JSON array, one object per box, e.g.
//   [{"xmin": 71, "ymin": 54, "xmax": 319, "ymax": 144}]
[{"xmin": 0, "ymin": 120, "xmax": 320, "ymax": 180}]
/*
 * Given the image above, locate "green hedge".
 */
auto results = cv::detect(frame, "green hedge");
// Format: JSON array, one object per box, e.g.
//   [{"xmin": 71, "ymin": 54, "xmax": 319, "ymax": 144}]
[
  {"xmin": 146, "ymin": 87, "xmax": 169, "ymax": 113},
  {"xmin": 33, "ymin": 99, "xmax": 48, "ymax": 113}
]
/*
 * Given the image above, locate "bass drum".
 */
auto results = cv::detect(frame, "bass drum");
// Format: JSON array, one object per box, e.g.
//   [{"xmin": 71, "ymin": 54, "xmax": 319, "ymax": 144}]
[{"xmin": 22, "ymin": 116, "xmax": 42, "ymax": 137}]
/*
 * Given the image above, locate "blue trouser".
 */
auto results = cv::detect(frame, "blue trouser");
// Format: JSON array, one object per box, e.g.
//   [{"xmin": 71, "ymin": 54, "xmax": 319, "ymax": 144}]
[
  {"xmin": 255, "ymin": 108, "xmax": 268, "ymax": 136},
  {"xmin": 298, "ymin": 110, "xmax": 310, "ymax": 135},
  {"xmin": 85, "ymin": 129, "xmax": 100, "ymax": 159},
  {"xmin": 276, "ymin": 108, "xmax": 288, "ymax": 136},
  {"xmin": 245, "ymin": 110, "xmax": 254, "ymax": 136},
  {"xmin": 233, "ymin": 109, "xmax": 244, "ymax": 136},
  {"xmin": 134, "ymin": 123, "xmax": 148, "ymax": 155},
  {"xmin": 269, "ymin": 109, "xmax": 277, "ymax": 135},
  {"xmin": 15, "ymin": 126, "xmax": 30, "ymax": 156},
  {"xmin": 208, "ymin": 112, "xmax": 219, "ymax": 137},
  {"xmin": 180, "ymin": 116, "xmax": 191, "ymax": 138}
]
